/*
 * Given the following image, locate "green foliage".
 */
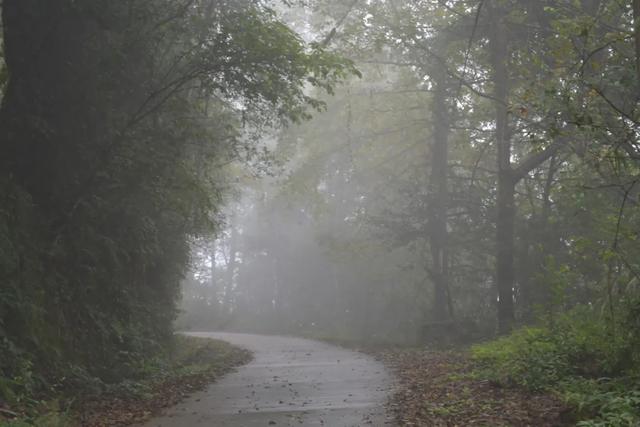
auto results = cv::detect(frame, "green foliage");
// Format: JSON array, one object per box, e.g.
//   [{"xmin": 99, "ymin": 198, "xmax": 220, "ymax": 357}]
[
  {"xmin": 0, "ymin": 0, "xmax": 351, "ymax": 413},
  {"xmin": 472, "ymin": 326, "xmax": 571, "ymax": 391},
  {"xmin": 564, "ymin": 379, "xmax": 640, "ymax": 427},
  {"xmin": 473, "ymin": 304, "xmax": 640, "ymax": 424},
  {"xmin": 0, "ymin": 335, "xmax": 250, "ymax": 426}
]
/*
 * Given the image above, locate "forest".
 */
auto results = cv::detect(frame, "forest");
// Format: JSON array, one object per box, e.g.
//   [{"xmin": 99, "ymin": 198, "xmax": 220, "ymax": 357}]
[{"xmin": 1, "ymin": 0, "xmax": 640, "ymax": 426}]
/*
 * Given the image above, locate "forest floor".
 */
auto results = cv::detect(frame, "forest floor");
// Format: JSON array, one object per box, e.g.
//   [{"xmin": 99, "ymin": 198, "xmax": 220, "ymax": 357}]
[
  {"xmin": 370, "ymin": 348, "xmax": 571, "ymax": 426},
  {"xmin": 0, "ymin": 336, "xmax": 252, "ymax": 427}
]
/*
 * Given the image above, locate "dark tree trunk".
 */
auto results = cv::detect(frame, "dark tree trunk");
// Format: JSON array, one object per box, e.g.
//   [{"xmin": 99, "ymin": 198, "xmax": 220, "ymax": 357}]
[
  {"xmin": 428, "ymin": 58, "xmax": 453, "ymax": 322},
  {"xmin": 495, "ymin": 172, "xmax": 516, "ymax": 333},
  {"xmin": 489, "ymin": 3, "xmax": 566, "ymax": 333},
  {"xmin": 489, "ymin": 6, "xmax": 516, "ymax": 334}
]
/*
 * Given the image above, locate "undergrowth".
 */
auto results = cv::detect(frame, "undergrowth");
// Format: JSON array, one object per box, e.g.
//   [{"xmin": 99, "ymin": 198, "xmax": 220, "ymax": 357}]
[
  {"xmin": 472, "ymin": 304, "xmax": 640, "ymax": 426},
  {"xmin": 0, "ymin": 335, "xmax": 251, "ymax": 426}
]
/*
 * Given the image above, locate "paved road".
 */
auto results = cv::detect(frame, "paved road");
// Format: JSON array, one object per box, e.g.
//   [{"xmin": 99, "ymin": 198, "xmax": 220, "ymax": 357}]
[{"xmin": 141, "ymin": 332, "xmax": 395, "ymax": 427}]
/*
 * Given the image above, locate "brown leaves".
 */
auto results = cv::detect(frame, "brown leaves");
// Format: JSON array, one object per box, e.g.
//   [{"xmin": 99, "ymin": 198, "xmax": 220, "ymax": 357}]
[
  {"xmin": 373, "ymin": 349, "xmax": 570, "ymax": 427},
  {"xmin": 77, "ymin": 375, "xmax": 202, "ymax": 426},
  {"xmin": 75, "ymin": 338, "xmax": 252, "ymax": 426}
]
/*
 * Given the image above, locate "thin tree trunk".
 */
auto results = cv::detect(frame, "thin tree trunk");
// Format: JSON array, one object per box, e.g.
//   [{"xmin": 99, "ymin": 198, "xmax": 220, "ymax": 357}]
[
  {"xmin": 224, "ymin": 222, "xmax": 238, "ymax": 314},
  {"xmin": 210, "ymin": 240, "xmax": 218, "ymax": 304},
  {"xmin": 519, "ymin": 156, "xmax": 558, "ymax": 320}
]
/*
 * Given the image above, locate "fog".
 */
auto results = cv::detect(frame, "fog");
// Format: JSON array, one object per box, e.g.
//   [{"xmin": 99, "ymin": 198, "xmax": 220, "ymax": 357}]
[
  {"xmin": 175, "ymin": 0, "xmax": 640, "ymax": 349},
  {"xmin": 1, "ymin": 0, "xmax": 639, "ymax": 424}
]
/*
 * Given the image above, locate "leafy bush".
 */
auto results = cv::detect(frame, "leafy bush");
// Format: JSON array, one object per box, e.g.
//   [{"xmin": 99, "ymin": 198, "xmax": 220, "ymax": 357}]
[
  {"xmin": 472, "ymin": 304, "xmax": 640, "ymax": 424},
  {"xmin": 565, "ymin": 379, "xmax": 640, "ymax": 427},
  {"xmin": 473, "ymin": 306, "xmax": 637, "ymax": 389},
  {"xmin": 472, "ymin": 326, "xmax": 571, "ymax": 391}
]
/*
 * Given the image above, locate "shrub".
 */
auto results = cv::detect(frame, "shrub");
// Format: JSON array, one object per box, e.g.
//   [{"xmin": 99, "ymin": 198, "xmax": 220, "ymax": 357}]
[
  {"xmin": 472, "ymin": 326, "xmax": 571, "ymax": 391},
  {"xmin": 472, "ymin": 305, "xmax": 637, "ymax": 390},
  {"xmin": 564, "ymin": 378, "xmax": 640, "ymax": 427},
  {"xmin": 472, "ymin": 304, "xmax": 640, "ymax": 425}
]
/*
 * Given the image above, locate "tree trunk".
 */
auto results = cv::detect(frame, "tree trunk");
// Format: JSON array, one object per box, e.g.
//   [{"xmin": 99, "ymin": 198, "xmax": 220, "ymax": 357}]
[
  {"xmin": 634, "ymin": 0, "xmax": 640, "ymax": 81},
  {"xmin": 496, "ymin": 173, "xmax": 516, "ymax": 333},
  {"xmin": 428, "ymin": 57, "xmax": 453, "ymax": 322},
  {"xmin": 488, "ymin": 3, "xmax": 567, "ymax": 333},
  {"xmin": 489, "ymin": 5, "xmax": 516, "ymax": 334},
  {"xmin": 224, "ymin": 221, "xmax": 239, "ymax": 314},
  {"xmin": 518, "ymin": 156, "xmax": 558, "ymax": 320},
  {"xmin": 210, "ymin": 240, "xmax": 218, "ymax": 304}
]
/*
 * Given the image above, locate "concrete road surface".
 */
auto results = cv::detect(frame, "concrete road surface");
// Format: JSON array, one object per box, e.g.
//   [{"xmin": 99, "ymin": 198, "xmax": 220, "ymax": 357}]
[{"xmin": 141, "ymin": 332, "xmax": 395, "ymax": 427}]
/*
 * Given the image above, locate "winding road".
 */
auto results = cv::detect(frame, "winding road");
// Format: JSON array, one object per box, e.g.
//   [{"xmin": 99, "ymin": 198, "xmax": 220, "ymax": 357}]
[{"xmin": 142, "ymin": 332, "xmax": 395, "ymax": 426}]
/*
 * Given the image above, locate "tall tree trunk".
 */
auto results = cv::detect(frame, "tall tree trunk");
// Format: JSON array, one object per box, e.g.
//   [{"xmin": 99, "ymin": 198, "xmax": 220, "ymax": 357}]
[
  {"xmin": 428, "ymin": 57, "xmax": 453, "ymax": 322},
  {"xmin": 496, "ymin": 174, "xmax": 516, "ymax": 333},
  {"xmin": 489, "ymin": 3, "xmax": 566, "ymax": 333},
  {"xmin": 634, "ymin": 0, "xmax": 640, "ymax": 81},
  {"xmin": 489, "ymin": 5, "xmax": 516, "ymax": 334}
]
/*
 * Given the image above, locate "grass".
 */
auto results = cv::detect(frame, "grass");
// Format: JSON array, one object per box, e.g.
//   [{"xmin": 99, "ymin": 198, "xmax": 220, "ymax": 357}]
[{"xmin": 0, "ymin": 335, "xmax": 252, "ymax": 427}]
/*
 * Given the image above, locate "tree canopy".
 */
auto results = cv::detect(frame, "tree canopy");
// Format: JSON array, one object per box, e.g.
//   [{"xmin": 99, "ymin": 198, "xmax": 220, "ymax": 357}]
[{"xmin": 0, "ymin": 0, "xmax": 354, "ymax": 393}]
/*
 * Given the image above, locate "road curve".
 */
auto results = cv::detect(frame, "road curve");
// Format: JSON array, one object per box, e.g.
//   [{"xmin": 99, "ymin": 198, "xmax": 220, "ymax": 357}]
[{"xmin": 141, "ymin": 332, "xmax": 395, "ymax": 427}]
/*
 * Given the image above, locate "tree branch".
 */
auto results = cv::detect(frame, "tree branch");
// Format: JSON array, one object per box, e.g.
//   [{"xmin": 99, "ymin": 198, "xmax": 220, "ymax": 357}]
[
  {"xmin": 511, "ymin": 138, "xmax": 564, "ymax": 181},
  {"xmin": 319, "ymin": 0, "xmax": 359, "ymax": 47}
]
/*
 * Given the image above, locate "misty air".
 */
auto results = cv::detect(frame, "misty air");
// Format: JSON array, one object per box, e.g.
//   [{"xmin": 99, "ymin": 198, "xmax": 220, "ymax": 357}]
[{"xmin": 1, "ymin": 1, "xmax": 639, "ymax": 426}]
